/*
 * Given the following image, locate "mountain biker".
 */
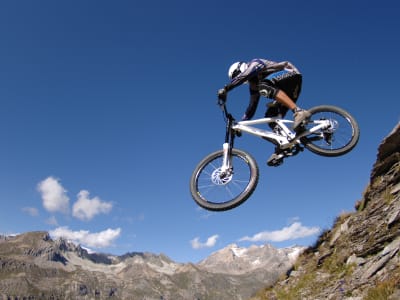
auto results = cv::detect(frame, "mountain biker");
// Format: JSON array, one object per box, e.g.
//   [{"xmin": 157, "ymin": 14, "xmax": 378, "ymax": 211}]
[
  {"xmin": 217, "ymin": 58, "xmax": 310, "ymax": 130},
  {"xmin": 217, "ymin": 58, "xmax": 311, "ymax": 165}
]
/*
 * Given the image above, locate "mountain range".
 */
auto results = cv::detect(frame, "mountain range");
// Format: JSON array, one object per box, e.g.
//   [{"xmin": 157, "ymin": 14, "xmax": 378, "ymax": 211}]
[{"xmin": 0, "ymin": 231, "xmax": 303, "ymax": 299}]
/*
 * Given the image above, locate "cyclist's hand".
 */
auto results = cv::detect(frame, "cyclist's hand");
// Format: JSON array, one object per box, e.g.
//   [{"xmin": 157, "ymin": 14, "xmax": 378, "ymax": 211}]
[
  {"xmin": 217, "ymin": 88, "xmax": 227, "ymax": 101},
  {"xmin": 217, "ymin": 88, "xmax": 227, "ymax": 106}
]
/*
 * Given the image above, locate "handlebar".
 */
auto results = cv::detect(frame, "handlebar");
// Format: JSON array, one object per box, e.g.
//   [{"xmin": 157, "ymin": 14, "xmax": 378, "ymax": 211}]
[{"xmin": 217, "ymin": 96, "xmax": 235, "ymax": 122}]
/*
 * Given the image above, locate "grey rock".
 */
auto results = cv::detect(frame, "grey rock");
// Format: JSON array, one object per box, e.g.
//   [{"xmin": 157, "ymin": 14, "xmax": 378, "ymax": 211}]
[{"xmin": 258, "ymin": 121, "xmax": 400, "ymax": 300}]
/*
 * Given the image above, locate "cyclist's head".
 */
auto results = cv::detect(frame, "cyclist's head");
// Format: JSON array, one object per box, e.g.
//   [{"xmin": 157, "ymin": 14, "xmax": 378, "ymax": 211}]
[{"xmin": 228, "ymin": 62, "xmax": 248, "ymax": 80}]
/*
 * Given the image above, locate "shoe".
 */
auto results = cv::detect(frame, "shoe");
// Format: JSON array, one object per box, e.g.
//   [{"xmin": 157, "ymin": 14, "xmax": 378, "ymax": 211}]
[
  {"xmin": 293, "ymin": 109, "xmax": 311, "ymax": 130},
  {"xmin": 267, "ymin": 152, "xmax": 284, "ymax": 167}
]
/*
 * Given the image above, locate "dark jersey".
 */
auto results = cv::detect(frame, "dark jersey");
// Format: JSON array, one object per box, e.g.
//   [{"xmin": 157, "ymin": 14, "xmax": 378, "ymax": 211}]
[
  {"xmin": 225, "ymin": 59, "xmax": 300, "ymax": 92},
  {"xmin": 224, "ymin": 59, "xmax": 302, "ymax": 120}
]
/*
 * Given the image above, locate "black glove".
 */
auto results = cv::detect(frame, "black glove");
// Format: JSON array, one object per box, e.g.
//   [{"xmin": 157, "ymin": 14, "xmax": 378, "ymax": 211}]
[{"xmin": 217, "ymin": 88, "xmax": 227, "ymax": 101}]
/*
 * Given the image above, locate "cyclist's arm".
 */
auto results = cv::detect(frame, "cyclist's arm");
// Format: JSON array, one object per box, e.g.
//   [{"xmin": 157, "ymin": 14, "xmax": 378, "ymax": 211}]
[
  {"xmin": 224, "ymin": 72, "xmax": 251, "ymax": 92},
  {"xmin": 242, "ymin": 94, "xmax": 260, "ymax": 120},
  {"xmin": 265, "ymin": 61, "xmax": 300, "ymax": 74}
]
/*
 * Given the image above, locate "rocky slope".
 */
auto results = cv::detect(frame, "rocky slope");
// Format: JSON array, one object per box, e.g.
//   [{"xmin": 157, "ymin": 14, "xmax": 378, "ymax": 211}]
[
  {"xmin": 251, "ymin": 122, "xmax": 400, "ymax": 300},
  {"xmin": 0, "ymin": 232, "xmax": 302, "ymax": 300}
]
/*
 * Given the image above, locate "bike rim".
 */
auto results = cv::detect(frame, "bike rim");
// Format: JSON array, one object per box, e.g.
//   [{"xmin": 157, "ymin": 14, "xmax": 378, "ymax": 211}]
[
  {"xmin": 195, "ymin": 153, "xmax": 253, "ymax": 205},
  {"xmin": 305, "ymin": 111, "xmax": 355, "ymax": 151}
]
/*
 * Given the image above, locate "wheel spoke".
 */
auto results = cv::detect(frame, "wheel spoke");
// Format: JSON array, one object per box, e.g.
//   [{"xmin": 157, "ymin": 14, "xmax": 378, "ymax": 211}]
[
  {"xmin": 301, "ymin": 105, "xmax": 359, "ymax": 157},
  {"xmin": 190, "ymin": 149, "xmax": 259, "ymax": 211}
]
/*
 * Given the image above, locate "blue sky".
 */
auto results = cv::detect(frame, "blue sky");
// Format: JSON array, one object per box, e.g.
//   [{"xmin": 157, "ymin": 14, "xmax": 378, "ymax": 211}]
[{"xmin": 0, "ymin": 0, "xmax": 399, "ymax": 263}]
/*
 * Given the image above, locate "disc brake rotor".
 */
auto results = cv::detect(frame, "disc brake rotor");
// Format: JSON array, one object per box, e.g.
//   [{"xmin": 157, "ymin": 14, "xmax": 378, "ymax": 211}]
[{"xmin": 211, "ymin": 168, "xmax": 233, "ymax": 185}]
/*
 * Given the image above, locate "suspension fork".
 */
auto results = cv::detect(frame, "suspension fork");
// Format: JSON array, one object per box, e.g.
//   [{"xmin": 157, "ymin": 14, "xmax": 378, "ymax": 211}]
[{"xmin": 221, "ymin": 114, "xmax": 236, "ymax": 173}]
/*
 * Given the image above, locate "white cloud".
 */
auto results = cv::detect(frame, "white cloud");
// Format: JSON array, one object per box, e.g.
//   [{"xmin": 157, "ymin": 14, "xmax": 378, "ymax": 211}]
[
  {"xmin": 239, "ymin": 222, "xmax": 321, "ymax": 243},
  {"xmin": 46, "ymin": 216, "xmax": 59, "ymax": 226},
  {"xmin": 49, "ymin": 226, "xmax": 121, "ymax": 248},
  {"xmin": 191, "ymin": 234, "xmax": 219, "ymax": 249},
  {"xmin": 72, "ymin": 190, "xmax": 113, "ymax": 221},
  {"xmin": 22, "ymin": 207, "xmax": 39, "ymax": 217},
  {"xmin": 287, "ymin": 216, "xmax": 300, "ymax": 224},
  {"xmin": 37, "ymin": 177, "xmax": 69, "ymax": 214}
]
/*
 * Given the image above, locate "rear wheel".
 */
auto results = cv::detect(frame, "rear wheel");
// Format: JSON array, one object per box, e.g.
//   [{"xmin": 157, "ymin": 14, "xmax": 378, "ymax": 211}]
[
  {"xmin": 301, "ymin": 105, "xmax": 360, "ymax": 156},
  {"xmin": 190, "ymin": 149, "xmax": 259, "ymax": 211}
]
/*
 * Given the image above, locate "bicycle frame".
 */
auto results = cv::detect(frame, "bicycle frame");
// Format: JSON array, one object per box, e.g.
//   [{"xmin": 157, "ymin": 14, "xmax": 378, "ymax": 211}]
[
  {"xmin": 233, "ymin": 118, "xmax": 296, "ymax": 146},
  {"xmin": 218, "ymin": 100, "xmax": 332, "ymax": 173}
]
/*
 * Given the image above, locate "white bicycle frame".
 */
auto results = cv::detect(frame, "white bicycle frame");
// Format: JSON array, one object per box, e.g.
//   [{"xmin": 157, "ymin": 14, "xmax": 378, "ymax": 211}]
[
  {"xmin": 234, "ymin": 117, "xmax": 296, "ymax": 146},
  {"xmin": 219, "ymin": 116, "xmax": 332, "ymax": 173},
  {"xmin": 234, "ymin": 116, "xmax": 332, "ymax": 147}
]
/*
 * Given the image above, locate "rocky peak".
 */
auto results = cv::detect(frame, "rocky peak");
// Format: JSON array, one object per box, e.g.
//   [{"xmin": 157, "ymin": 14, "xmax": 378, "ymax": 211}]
[
  {"xmin": 371, "ymin": 122, "xmax": 400, "ymax": 179},
  {"xmin": 199, "ymin": 243, "xmax": 304, "ymax": 275}
]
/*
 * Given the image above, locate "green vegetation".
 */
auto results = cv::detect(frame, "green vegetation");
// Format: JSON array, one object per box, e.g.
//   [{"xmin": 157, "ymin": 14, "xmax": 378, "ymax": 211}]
[
  {"xmin": 274, "ymin": 272, "xmax": 318, "ymax": 300},
  {"xmin": 321, "ymin": 252, "xmax": 354, "ymax": 277},
  {"xmin": 364, "ymin": 267, "xmax": 400, "ymax": 300},
  {"xmin": 383, "ymin": 187, "xmax": 394, "ymax": 204},
  {"xmin": 364, "ymin": 280, "xmax": 396, "ymax": 300}
]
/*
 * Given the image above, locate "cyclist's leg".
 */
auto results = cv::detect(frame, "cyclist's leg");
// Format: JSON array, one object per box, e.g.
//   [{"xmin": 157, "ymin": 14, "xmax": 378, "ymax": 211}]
[
  {"xmin": 266, "ymin": 72, "xmax": 302, "ymax": 118},
  {"xmin": 265, "ymin": 73, "xmax": 306, "ymax": 130}
]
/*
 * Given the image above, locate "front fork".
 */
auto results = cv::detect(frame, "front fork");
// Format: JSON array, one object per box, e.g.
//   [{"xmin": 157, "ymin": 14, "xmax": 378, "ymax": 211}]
[
  {"xmin": 220, "ymin": 116, "xmax": 236, "ymax": 174},
  {"xmin": 221, "ymin": 142, "xmax": 231, "ymax": 173}
]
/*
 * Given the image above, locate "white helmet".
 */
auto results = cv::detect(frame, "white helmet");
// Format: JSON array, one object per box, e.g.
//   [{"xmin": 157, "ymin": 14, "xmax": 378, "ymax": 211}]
[{"xmin": 228, "ymin": 62, "xmax": 248, "ymax": 79}]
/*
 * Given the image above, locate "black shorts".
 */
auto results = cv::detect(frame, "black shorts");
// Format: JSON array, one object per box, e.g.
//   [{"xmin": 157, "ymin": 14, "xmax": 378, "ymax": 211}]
[
  {"xmin": 265, "ymin": 70, "xmax": 302, "ymax": 101},
  {"xmin": 263, "ymin": 71, "xmax": 302, "ymax": 118}
]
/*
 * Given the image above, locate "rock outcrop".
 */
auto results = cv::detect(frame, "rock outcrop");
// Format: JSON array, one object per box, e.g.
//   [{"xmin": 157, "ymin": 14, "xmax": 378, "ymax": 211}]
[{"xmin": 252, "ymin": 122, "xmax": 400, "ymax": 300}]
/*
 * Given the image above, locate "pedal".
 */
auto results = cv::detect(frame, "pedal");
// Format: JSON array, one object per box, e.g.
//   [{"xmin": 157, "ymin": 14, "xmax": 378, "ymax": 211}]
[
  {"xmin": 267, "ymin": 153, "xmax": 284, "ymax": 167},
  {"xmin": 267, "ymin": 158, "xmax": 283, "ymax": 167}
]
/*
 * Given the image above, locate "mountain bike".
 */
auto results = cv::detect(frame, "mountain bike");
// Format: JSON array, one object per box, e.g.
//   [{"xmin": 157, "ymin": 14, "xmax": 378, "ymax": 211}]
[{"xmin": 189, "ymin": 97, "xmax": 360, "ymax": 212}]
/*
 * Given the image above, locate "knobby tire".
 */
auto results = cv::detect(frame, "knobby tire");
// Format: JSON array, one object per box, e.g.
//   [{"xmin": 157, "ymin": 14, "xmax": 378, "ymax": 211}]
[
  {"xmin": 190, "ymin": 148, "xmax": 259, "ymax": 211},
  {"xmin": 301, "ymin": 105, "xmax": 360, "ymax": 156}
]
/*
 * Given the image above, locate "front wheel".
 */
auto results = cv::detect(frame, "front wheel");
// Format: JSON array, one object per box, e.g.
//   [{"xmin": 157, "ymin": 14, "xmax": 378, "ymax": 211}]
[
  {"xmin": 190, "ymin": 149, "xmax": 259, "ymax": 211},
  {"xmin": 301, "ymin": 105, "xmax": 360, "ymax": 157}
]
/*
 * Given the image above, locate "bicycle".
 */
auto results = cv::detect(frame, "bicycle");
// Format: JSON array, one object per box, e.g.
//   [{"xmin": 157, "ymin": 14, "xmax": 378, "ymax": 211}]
[{"xmin": 189, "ymin": 97, "xmax": 360, "ymax": 212}]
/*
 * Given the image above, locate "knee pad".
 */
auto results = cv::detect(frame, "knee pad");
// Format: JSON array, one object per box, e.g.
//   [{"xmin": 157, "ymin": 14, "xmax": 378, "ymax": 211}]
[{"xmin": 258, "ymin": 82, "xmax": 277, "ymax": 99}]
